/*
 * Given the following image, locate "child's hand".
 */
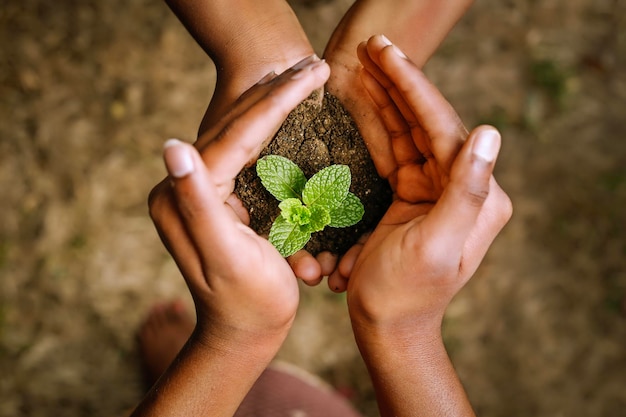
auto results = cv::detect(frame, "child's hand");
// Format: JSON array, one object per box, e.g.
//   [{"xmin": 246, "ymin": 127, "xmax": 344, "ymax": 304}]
[
  {"xmin": 323, "ymin": 36, "xmax": 511, "ymax": 417},
  {"xmin": 149, "ymin": 56, "xmax": 330, "ymax": 347},
  {"xmin": 333, "ymin": 36, "xmax": 512, "ymax": 329}
]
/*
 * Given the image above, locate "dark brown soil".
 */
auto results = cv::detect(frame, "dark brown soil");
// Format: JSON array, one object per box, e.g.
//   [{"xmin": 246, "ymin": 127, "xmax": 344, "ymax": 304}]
[{"xmin": 235, "ymin": 89, "xmax": 392, "ymax": 256}]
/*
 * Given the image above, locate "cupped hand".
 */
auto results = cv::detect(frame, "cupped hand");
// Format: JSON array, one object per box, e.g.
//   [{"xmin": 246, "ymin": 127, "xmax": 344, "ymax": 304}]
[
  {"xmin": 196, "ymin": 56, "xmax": 341, "ymax": 286},
  {"xmin": 329, "ymin": 36, "xmax": 512, "ymax": 328},
  {"xmin": 322, "ymin": 0, "xmax": 475, "ymax": 183},
  {"xmin": 312, "ymin": 3, "xmax": 475, "ymax": 286},
  {"xmin": 148, "ymin": 57, "xmax": 330, "ymax": 345}
]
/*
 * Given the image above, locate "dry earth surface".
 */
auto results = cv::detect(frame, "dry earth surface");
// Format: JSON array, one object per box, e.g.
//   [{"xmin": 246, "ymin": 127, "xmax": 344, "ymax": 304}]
[{"xmin": 1, "ymin": 0, "xmax": 625, "ymax": 416}]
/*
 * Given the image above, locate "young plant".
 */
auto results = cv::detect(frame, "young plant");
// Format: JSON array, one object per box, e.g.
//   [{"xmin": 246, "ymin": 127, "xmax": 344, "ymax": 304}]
[{"xmin": 256, "ymin": 155, "xmax": 365, "ymax": 257}]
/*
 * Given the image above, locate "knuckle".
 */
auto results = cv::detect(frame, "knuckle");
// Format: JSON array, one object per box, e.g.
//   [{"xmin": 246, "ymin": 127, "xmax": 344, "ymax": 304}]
[
  {"xmin": 264, "ymin": 91, "xmax": 294, "ymax": 123},
  {"xmin": 148, "ymin": 182, "xmax": 167, "ymax": 222},
  {"xmin": 497, "ymin": 190, "xmax": 514, "ymax": 225},
  {"xmin": 404, "ymin": 229, "xmax": 458, "ymax": 276},
  {"xmin": 176, "ymin": 187, "xmax": 212, "ymax": 222},
  {"xmin": 464, "ymin": 185, "xmax": 490, "ymax": 207},
  {"xmin": 431, "ymin": 117, "xmax": 466, "ymax": 143},
  {"xmin": 219, "ymin": 115, "xmax": 268, "ymax": 160},
  {"xmin": 420, "ymin": 247, "xmax": 459, "ymax": 281},
  {"xmin": 147, "ymin": 179, "xmax": 180, "ymax": 229},
  {"xmin": 178, "ymin": 200, "xmax": 199, "ymax": 221},
  {"xmin": 487, "ymin": 182, "xmax": 513, "ymax": 226},
  {"xmin": 388, "ymin": 126, "xmax": 409, "ymax": 140}
]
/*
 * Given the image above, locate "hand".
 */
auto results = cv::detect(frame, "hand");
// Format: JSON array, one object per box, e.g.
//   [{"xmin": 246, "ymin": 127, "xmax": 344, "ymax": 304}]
[
  {"xmin": 162, "ymin": 0, "xmax": 477, "ymax": 285},
  {"xmin": 294, "ymin": 1, "xmax": 475, "ymax": 284},
  {"xmin": 331, "ymin": 36, "xmax": 512, "ymax": 327},
  {"xmin": 323, "ymin": 0, "xmax": 476, "ymax": 182},
  {"xmin": 323, "ymin": 36, "xmax": 510, "ymax": 417},
  {"xmin": 136, "ymin": 57, "xmax": 331, "ymax": 417},
  {"xmin": 148, "ymin": 57, "xmax": 330, "ymax": 346}
]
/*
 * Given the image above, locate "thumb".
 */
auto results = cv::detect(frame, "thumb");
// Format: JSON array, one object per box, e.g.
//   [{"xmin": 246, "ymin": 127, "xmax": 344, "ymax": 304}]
[
  {"xmin": 418, "ymin": 126, "xmax": 501, "ymax": 255},
  {"xmin": 163, "ymin": 139, "xmax": 239, "ymax": 260}
]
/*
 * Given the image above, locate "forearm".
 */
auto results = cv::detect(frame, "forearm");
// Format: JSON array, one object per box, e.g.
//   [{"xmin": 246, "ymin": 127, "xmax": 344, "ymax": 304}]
[
  {"xmin": 163, "ymin": 0, "xmax": 314, "ymax": 132},
  {"xmin": 325, "ymin": 0, "xmax": 474, "ymax": 68},
  {"xmin": 132, "ymin": 326, "xmax": 286, "ymax": 417},
  {"xmin": 393, "ymin": 0, "xmax": 475, "ymax": 67},
  {"xmin": 353, "ymin": 320, "xmax": 475, "ymax": 417},
  {"xmin": 163, "ymin": 0, "xmax": 313, "ymax": 76}
]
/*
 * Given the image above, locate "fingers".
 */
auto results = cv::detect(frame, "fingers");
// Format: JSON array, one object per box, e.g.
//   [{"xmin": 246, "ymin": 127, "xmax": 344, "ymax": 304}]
[
  {"xmin": 357, "ymin": 39, "xmax": 392, "ymax": 91},
  {"xmin": 286, "ymin": 251, "xmax": 338, "ymax": 286},
  {"xmin": 225, "ymin": 193, "xmax": 250, "ymax": 225},
  {"xmin": 287, "ymin": 250, "xmax": 322, "ymax": 285},
  {"xmin": 195, "ymin": 69, "xmax": 280, "ymax": 149},
  {"xmin": 361, "ymin": 35, "xmax": 468, "ymax": 172},
  {"xmin": 359, "ymin": 39, "xmax": 425, "ymax": 170},
  {"xmin": 360, "ymin": 36, "xmax": 421, "ymax": 138},
  {"xmin": 197, "ymin": 55, "xmax": 320, "ymax": 149},
  {"xmin": 151, "ymin": 57, "xmax": 334, "ymax": 297},
  {"xmin": 414, "ymin": 126, "xmax": 503, "ymax": 257},
  {"xmin": 148, "ymin": 179, "xmax": 206, "ymax": 291},
  {"xmin": 327, "ymin": 234, "xmax": 368, "ymax": 293},
  {"xmin": 162, "ymin": 139, "xmax": 244, "ymax": 268},
  {"xmin": 200, "ymin": 56, "xmax": 330, "ymax": 195},
  {"xmin": 316, "ymin": 252, "xmax": 338, "ymax": 278},
  {"xmin": 360, "ymin": 69, "xmax": 424, "ymax": 166}
]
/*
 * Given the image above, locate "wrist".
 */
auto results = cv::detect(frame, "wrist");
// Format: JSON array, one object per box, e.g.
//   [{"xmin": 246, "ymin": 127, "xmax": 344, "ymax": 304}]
[
  {"xmin": 136, "ymin": 321, "xmax": 288, "ymax": 416},
  {"xmin": 350, "ymin": 313, "xmax": 475, "ymax": 417},
  {"xmin": 351, "ymin": 312, "xmax": 443, "ymax": 352},
  {"xmin": 349, "ymin": 298, "xmax": 448, "ymax": 367},
  {"xmin": 193, "ymin": 317, "xmax": 290, "ymax": 362},
  {"xmin": 348, "ymin": 287, "xmax": 447, "ymax": 338}
]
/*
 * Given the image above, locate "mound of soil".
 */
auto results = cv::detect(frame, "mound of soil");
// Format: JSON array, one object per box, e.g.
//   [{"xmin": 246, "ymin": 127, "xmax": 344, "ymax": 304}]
[{"xmin": 235, "ymin": 89, "xmax": 392, "ymax": 256}]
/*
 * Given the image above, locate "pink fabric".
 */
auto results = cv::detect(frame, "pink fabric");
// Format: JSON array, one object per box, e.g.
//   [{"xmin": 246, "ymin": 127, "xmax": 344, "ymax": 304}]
[{"xmin": 234, "ymin": 367, "xmax": 363, "ymax": 417}]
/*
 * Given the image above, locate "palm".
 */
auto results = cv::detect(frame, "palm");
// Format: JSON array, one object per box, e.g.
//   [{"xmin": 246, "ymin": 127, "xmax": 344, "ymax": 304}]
[
  {"xmin": 324, "ymin": 57, "xmax": 395, "ymax": 180},
  {"xmin": 205, "ymin": 225, "xmax": 299, "ymax": 329},
  {"xmin": 352, "ymin": 150, "xmax": 447, "ymax": 276},
  {"xmin": 346, "ymin": 143, "xmax": 461, "ymax": 321},
  {"xmin": 150, "ymin": 62, "xmax": 331, "ymax": 332},
  {"xmin": 185, "ymin": 4, "xmax": 469, "ymax": 284}
]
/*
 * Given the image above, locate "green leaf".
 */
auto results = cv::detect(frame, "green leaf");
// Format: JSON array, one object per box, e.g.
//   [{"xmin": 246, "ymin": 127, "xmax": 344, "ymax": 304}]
[
  {"xmin": 269, "ymin": 215, "xmax": 312, "ymax": 257},
  {"xmin": 307, "ymin": 205, "xmax": 331, "ymax": 233},
  {"xmin": 256, "ymin": 155, "xmax": 306, "ymax": 201},
  {"xmin": 328, "ymin": 192, "xmax": 364, "ymax": 227},
  {"xmin": 279, "ymin": 198, "xmax": 311, "ymax": 226},
  {"xmin": 302, "ymin": 165, "xmax": 350, "ymax": 210}
]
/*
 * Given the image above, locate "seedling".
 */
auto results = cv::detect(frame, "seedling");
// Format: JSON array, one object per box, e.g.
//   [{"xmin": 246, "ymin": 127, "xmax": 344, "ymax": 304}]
[{"xmin": 256, "ymin": 155, "xmax": 364, "ymax": 257}]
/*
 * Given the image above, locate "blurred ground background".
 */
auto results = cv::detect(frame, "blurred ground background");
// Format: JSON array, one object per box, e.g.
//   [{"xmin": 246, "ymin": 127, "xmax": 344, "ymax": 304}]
[{"xmin": 1, "ymin": 0, "xmax": 625, "ymax": 416}]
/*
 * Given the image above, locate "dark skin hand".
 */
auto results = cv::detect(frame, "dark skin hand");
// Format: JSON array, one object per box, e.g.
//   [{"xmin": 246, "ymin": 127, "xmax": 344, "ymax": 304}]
[
  {"xmin": 135, "ymin": 56, "xmax": 330, "ymax": 417},
  {"xmin": 336, "ymin": 36, "xmax": 511, "ymax": 416},
  {"xmin": 159, "ymin": 0, "xmax": 477, "ymax": 284},
  {"xmin": 137, "ymin": 33, "xmax": 511, "ymax": 417}
]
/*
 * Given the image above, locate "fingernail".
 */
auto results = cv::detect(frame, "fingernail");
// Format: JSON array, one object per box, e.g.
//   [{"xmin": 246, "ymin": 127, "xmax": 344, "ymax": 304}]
[
  {"xmin": 392, "ymin": 45, "xmax": 408, "ymax": 59},
  {"xmin": 472, "ymin": 129, "xmax": 501, "ymax": 163},
  {"xmin": 380, "ymin": 34, "xmax": 408, "ymax": 59},
  {"xmin": 291, "ymin": 58, "xmax": 326, "ymax": 80},
  {"xmin": 291, "ymin": 54, "xmax": 320, "ymax": 71},
  {"xmin": 257, "ymin": 70, "xmax": 276, "ymax": 84},
  {"xmin": 163, "ymin": 138, "xmax": 194, "ymax": 178}
]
